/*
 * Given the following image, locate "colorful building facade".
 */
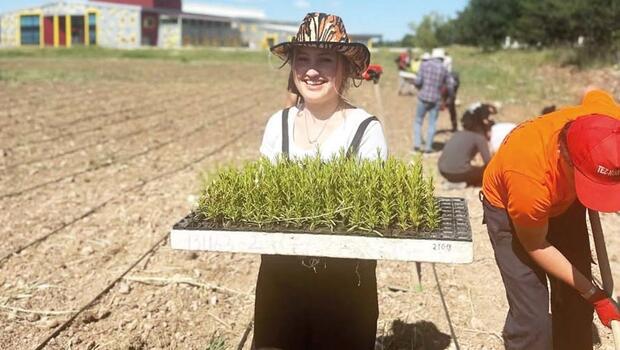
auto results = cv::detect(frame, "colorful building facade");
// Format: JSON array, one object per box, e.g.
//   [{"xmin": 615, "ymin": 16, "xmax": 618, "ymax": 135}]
[
  {"xmin": 0, "ymin": 1, "xmax": 142, "ymax": 49},
  {"xmin": 0, "ymin": 0, "xmax": 381, "ymax": 49}
]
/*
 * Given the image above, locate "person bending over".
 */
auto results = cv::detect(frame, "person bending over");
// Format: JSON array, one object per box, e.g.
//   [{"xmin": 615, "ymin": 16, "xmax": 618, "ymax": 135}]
[{"xmin": 438, "ymin": 106, "xmax": 492, "ymax": 186}]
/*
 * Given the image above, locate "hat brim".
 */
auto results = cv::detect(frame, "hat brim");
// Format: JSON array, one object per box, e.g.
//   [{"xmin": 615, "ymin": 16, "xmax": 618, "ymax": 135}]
[
  {"xmin": 574, "ymin": 169, "xmax": 620, "ymax": 212},
  {"xmin": 270, "ymin": 41, "xmax": 370, "ymax": 79}
]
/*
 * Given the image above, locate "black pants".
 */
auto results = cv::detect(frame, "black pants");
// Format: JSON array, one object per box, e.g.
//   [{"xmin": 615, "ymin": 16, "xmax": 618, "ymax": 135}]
[
  {"xmin": 440, "ymin": 166, "xmax": 484, "ymax": 186},
  {"xmin": 448, "ymin": 98, "xmax": 458, "ymax": 131},
  {"xmin": 252, "ymin": 255, "xmax": 378, "ymax": 350},
  {"xmin": 482, "ymin": 197, "xmax": 594, "ymax": 350}
]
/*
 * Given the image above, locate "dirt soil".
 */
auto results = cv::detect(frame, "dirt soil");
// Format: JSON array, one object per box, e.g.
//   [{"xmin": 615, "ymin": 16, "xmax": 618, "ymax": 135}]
[{"xmin": 1, "ymin": 56, "xmax": 619, "ymax": 350}]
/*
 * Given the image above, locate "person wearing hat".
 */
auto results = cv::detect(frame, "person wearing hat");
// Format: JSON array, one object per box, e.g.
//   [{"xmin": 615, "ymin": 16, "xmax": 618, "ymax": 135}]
[
  {"xmin": 413, "ymin": 47, "xmax": 454, "ymax": 153},
  {"xmin": 256, "ymin": 12, "xmax": 387, "ymax": 349},
  {"xmin": 481, "ymin": 89, "xmax": 620, "ymax": 350}
]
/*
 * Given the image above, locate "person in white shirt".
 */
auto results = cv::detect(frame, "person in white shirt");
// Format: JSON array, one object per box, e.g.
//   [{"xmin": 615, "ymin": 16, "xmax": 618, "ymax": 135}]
[
  {"xmin": 255, "ymin": 12, "xmax": 387, "ymax": 350},
  {"xmin": 490, "ymin": 122, "xmax": 517, "ymax": 153},
  {"xmin": 490, "ymin": 105, "xmax": 557, "ymax": 154}
]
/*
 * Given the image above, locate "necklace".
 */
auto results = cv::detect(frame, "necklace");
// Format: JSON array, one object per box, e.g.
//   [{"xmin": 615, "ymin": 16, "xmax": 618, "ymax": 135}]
[
  {"xmin": 301, "ymin": 103, "xmax": 341, "ymax": 145},
  {"xmin": 304, "ymin": 110, "xmax": 330, "ymax": 144}
]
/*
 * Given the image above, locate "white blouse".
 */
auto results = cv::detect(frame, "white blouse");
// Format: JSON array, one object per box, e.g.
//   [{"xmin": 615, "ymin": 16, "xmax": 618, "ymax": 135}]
[{"xmin": 259, "ymin": 106, "xmax": 388, "ymax": 162}]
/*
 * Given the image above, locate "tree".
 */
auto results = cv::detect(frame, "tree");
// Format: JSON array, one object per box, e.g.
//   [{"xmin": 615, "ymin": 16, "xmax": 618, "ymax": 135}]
[
  {"xmin": 517, "ymin": 0, "xmax": 619, "ymax": 49},
  {"xmin": 401, "ymin": 34, "xmax": 416, "ymax": 48},
  {"xmin": 408, "ymin": 13, "xmax": 447, "ymax": 50},
  {"xmin": 402, "ymin": 0, "xmax": 620, "ymax": 56},
  {"xmin": 451, "ymin": 0, "xmax": 521, "ymax": 49}
]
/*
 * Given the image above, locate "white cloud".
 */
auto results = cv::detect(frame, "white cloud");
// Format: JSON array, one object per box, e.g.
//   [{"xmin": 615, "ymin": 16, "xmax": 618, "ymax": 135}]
[{"xmin": 294, "ymin": 0, "xmax": 311, "ymax": 9}]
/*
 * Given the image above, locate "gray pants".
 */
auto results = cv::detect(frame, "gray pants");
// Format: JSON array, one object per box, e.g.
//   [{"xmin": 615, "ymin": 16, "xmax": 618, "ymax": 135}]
[{"xmin": 482, "ymin": 196, "xmax": 594, "ymax": 350}]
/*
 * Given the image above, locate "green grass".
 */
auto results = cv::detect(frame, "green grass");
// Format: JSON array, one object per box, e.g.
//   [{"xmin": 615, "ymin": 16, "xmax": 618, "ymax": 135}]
[
  {"xmin": 0, "ymin": 46, "xmax": 270, "ymax": 63},
  {"xmin": 0, "ymin": 46, "xmax": 275, "ymax": 82},
  {"xmin": 0, "ymin": 45, "xmax": 596, "ymax": 103},
  {"xmin": 205, "ymin": 333, "xmax": 228, "ymax": 350},
  {"xmin": 198, "ymin": 153, "xmax": 440, "ymax": 237},
  {"xmin": 371, "ymin": 45, "xmax": 562, "ymax": 103}
]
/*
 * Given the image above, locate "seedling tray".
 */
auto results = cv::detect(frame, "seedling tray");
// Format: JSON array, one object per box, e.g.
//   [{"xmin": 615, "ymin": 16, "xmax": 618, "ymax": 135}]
[{"xmin": 170, "ymin": 197, "xmax": 472, "ymax": 263}]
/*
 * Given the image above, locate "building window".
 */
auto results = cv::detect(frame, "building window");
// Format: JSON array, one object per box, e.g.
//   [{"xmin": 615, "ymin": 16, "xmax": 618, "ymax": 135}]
[
  {"xmin": 20, "ymin": 15, "xmax": 40, "ymax": 45},
  {"xmin": 71, "ymin": 15, "xmax": 85, "ymax": 45},
  {"xmin": 143, "ymin": 17, "xmax": 155, "ymax": 29},
  {"xmin": 160, "ymin": 17, "xmax": 178, "ymax": 25},
  {"xmin": 89, "ymin": 13, "xmax": 97, "ymax": 45}
]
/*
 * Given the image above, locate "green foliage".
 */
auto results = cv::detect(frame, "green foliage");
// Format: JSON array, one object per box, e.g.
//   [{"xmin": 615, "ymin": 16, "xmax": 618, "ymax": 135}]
[
  {"xmin": 517, "ymin": 0, "xmax": 618, "ymax": 48},
  {"xmin": 401, "ymin": 0, "xmax": 619, "ymax": 65},
  {"xmin": 444, "ymin": 0, "xmax": 521, "ymax": 50},
  {"xmin": 197, "ymin": 154, "xmax": 440, "ymax": 237},
  {"xmin": 205, "ymin": 333, "xmax": 228, "ymax": 350},
  {"xmin": 408, "ymin": 13, "xmax": 447, "ymax": 50}
]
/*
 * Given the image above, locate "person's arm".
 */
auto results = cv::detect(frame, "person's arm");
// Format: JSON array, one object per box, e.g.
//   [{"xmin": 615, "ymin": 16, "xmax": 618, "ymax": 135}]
[
  {"xmin": 515, "ymin": 223, "xmax": 620, "ymax": 328},
  {"xmin": 476, "ymin": 135, "xmax": 492, "ymax": 164},
  {"xmin": 514, "ymin": 223, "xmax": 595, "ymax": 296},
  {"xmin": 444, "ymin": 68, "xmax": 455, "ymax": 96},
  {"xmin": 414, "ymin": 64, "xmax": 424, "ymax": 88}
]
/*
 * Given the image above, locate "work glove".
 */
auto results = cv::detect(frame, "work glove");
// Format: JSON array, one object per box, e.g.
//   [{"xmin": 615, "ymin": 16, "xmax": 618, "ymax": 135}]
[{"xmin": 588, "ymin": 289, "xmax": 620, "ymax": 328}]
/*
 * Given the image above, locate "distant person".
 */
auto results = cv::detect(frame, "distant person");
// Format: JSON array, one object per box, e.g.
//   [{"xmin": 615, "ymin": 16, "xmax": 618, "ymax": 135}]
[
  {"xmin": 438, "ymin": 107, "xmax": 492, "ymax": 186},
  {"xmin": 395, "ymin": 48, "xmax": 411, "ymax": 71},
  {"xmin": 443, "ymin": 51, "xmax": 453, "ymax": 73},
  {"xmin": 445, "ymin": 71, "xmax": 460, "ymax": 131},
  {"xmin": 491, "ymin": 105, "xmax": 557, "ymax": 154},
  {"xmin": 439, "ymin": 51, "xmax": 460, "ymax": 131},
  {"xmin": 409, "ymin": 52, "xmax": 422, "ymax": 75},
  {"xmin": 541, "ymin": 105, "xmax": 557, "ymax": 115},
  {"xmin": 458, "ymin": 102, "xmax": 513, "ymax": 154},
  {"xmin": 458, "ymin": 102, "xmax": 511, "ymax": 154},
  {"xmin": 413, "ymin": 48, "xmax": 454, "ymax": 153},
  {"xmin": 396, "ymin": 48, "xmax": 414, "ymax": 95},
  {"xmin": 490, "ymin": 121, "xmax": 516, "ymax": 154}
]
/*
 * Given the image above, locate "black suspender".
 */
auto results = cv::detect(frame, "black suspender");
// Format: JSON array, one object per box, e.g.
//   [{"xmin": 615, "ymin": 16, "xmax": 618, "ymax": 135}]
[
  {"xmin": 281, "ymin": 109, "xmax": 378, "ymax": 159},
  {"xmin": 281, "ymin": 108, "xmax": 290, "ymax": 157},
  {"xmin": 346, "ymin": 116, "xmax": 379, "ymax": 158}
]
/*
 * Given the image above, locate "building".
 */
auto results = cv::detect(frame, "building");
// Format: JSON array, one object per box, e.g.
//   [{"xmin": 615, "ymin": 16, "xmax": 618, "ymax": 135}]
[
  {"xmin": 0, "ymin": 0, "xmax": 381, "ymax": 49},
  {"xmin": 0, "ymin": 0, "xmax": 143, "ymax": 48}
]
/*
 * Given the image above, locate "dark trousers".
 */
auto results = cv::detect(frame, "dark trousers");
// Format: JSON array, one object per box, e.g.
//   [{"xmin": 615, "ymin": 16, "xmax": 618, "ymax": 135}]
[
  {"xmin": 440, "ymin": 166, "xmax": 485, "ymax": 186},
  {"xmin": 482, "ymin": 198, "xmax": 594, "ymax": 350},
  {"xmin": 448, "ymin": 98, "xmax": 458, "ymax": 131},
  {"xmin": 252, "ymin": 255, "xmax": 378, "ymax": 350}
]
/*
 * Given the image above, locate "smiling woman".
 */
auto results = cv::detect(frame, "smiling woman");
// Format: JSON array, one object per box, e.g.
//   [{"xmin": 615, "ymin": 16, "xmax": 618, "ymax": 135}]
[
  {"xmin": 252, "ymin": 12, "xmax": 387, "ymax": 350},
  {"xmin": 261, "ymin": 12, "xmax": 386, "ymax": 160}
]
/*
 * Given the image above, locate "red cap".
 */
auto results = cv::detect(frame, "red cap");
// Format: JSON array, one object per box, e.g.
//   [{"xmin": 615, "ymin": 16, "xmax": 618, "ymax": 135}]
[{"xmin": 567, "ymin": 114, "xmax": 620, "ymax": 212}]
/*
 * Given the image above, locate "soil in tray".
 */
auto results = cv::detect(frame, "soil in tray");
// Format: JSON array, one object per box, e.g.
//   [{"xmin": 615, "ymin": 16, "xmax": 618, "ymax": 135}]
[
  {"xmin": 175, "ymin": 212, "xmax": 449, "ymax": 240},
  {"xmin": 174, "ymin": 213, "xmax": 471, "ymax": 240}
]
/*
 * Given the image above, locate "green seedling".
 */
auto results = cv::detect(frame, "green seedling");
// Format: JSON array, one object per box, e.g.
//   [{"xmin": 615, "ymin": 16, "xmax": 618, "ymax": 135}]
[{"xmin": 197, "ymin": 153, "xmax": 440, "ymax": 237}]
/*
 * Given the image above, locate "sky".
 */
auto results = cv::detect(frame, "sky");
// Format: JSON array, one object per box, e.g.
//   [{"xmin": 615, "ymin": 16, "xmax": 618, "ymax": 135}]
[{"xmin": 0, "ymin": 0, "xmax": 469, "ymax": 41}]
